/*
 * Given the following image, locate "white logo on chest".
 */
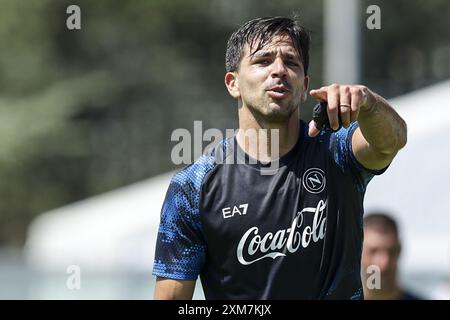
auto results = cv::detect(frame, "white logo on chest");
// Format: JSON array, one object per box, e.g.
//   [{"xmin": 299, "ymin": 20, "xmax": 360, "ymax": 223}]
[
  {"xmin": 222, "ymin": 203, "xmax": 248, "ymax": 219},
  {"xmin": 303, "ymin": 168, "xmax": 326, "ymax": 194},
  {"xmin": 236, "ymin": 200, "xmax": 327, "ymax": 265}
]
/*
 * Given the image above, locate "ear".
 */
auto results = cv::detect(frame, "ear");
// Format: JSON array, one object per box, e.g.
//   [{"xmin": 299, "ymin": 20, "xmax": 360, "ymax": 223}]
[
  {"xmin": 301, "ymin": 75, "xmax": 310, "ymax": 102},
  {"xmin": 224, "ymin": 72, "xmax": 240, "ymax": 99}
]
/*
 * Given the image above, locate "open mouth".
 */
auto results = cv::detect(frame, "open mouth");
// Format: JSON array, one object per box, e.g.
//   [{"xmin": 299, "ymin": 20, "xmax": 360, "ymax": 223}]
[
  {"xmin": 270, "ymin": 88, "xmax": 288, "ymax": 93},
  {"xmin": 266, "ymin": 86, "xmax": 291, "ymax": 99},
  {"xmin": 268, "ymin": 86, "xmax": 290, "ymax": 93}
]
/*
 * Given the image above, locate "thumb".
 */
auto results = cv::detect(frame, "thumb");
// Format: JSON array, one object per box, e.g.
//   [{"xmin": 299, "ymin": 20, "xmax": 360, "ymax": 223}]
[{"xmin": 308, "ymin": 120, "xmax": 320, "ymax": 137}]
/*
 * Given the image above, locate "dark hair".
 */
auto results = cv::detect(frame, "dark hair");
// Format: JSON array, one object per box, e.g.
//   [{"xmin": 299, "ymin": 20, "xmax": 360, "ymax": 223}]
[
  {"xmin": 364, "ymin": 212, "xmax": 399, "ymax": 238},
  {"xmin": 225, "ymin": 16, "xmax": 311, "ymax": 74}
]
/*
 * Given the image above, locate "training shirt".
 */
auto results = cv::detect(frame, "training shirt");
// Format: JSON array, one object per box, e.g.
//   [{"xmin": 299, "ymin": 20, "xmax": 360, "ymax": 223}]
[{"xmin": 153, "ymin": 120, "xmax": 387, "ymax": 299}]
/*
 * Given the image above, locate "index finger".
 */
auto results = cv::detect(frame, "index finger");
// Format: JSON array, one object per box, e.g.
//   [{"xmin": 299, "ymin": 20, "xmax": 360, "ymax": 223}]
[{"xmin": 309, "ymin": 88, "xmax": 328, "ymax": 101}]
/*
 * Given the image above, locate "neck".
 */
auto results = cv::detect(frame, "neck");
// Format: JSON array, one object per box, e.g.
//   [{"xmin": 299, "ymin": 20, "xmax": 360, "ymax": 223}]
[
  {"xmin": 236, "ymin": 106, "xmax": 300, "ymax": 162},
  {"xmin": 363, "ymin": 283, "xmax": 403, "ymax": 300}
]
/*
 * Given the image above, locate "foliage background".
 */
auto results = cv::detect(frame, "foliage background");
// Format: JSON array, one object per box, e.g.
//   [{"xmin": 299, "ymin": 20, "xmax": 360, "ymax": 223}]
[{"xmin": 0, "ymin": 0, "xmax": 449, "ymax": 247}]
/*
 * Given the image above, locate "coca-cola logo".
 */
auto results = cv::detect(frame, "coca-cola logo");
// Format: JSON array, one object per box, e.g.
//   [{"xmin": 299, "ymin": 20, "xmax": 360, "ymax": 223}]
[{"xmin": 236, "ymin": 200, "xmax": 327, "ymax": 265}]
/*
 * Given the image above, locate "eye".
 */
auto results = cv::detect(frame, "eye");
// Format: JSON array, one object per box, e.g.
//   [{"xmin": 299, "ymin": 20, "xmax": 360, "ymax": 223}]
[
  {"xmin": 286, "ymin": 60, "xmax": 299, "ymax": 67},
  {"xmin": 255, "ymin": 59, "xmax": 271, "ymax": 65}
]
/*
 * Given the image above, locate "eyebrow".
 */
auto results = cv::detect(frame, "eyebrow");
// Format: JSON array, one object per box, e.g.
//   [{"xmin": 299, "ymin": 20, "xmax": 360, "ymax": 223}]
[{"xmin": 251, "ymin": 50, "xmax": 301, "ymax": 61}]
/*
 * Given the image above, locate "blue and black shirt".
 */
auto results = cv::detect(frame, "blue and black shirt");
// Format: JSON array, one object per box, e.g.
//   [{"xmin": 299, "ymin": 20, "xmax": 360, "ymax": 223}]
[{"xmin": 153, "ymin": 120, "xmax": 387, "ymax": 299}]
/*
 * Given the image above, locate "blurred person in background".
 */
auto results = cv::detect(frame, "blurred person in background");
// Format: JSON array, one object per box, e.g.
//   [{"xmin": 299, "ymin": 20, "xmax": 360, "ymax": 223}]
[{"xmin": 362, "ymin": 212, "xmax": 423, "ymax": 300}]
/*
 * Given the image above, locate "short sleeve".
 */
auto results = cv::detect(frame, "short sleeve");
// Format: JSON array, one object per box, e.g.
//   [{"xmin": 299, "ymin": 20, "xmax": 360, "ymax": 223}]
[
  {"xmin": 152, "ymin": 173, "xmax": 206, "ymax": 280},
  {"xmin": 329, "ymin": 122, "xmax": 389, "ymax": 192}
]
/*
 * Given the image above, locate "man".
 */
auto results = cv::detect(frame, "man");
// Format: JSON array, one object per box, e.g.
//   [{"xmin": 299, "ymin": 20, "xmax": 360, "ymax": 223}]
[
  {"xmin": 362, "ymin": 213, "xmax": 422, "ymax": 300},
  {"xmin": 153, "ymin": 16, "xmax": 407, "ymax": 299}
]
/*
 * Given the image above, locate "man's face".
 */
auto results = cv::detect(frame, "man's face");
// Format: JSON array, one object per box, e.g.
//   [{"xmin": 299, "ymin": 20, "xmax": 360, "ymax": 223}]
[
  {"xmin": 362, "ymin": 227, "xmax": 401, "ymax": 289},
  {"xmin": 230, "ymin": 34, "xmax": 308, "ymax": 122}
]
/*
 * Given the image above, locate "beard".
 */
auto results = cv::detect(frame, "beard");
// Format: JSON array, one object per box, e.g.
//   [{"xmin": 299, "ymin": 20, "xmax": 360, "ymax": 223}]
[{"xmin": 244, "ymin": 93, "xmax": 301, "ymax": 123}]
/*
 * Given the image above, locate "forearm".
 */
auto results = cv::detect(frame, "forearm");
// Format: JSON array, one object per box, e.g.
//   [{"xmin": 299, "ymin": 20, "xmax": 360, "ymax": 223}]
[
  {"xmin": 357, "ymin": 90, "xmax": 407, "ymax": 155},
  {"xmin": 154, "ymin": 278, "xmax": 195, "ymax": 300}
]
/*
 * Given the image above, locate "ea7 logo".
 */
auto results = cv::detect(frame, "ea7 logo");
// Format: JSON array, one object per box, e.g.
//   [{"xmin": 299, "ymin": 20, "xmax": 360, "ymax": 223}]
[{"xmin": 222, "ymin": 204, "xmax": 248, "ymax": 219}]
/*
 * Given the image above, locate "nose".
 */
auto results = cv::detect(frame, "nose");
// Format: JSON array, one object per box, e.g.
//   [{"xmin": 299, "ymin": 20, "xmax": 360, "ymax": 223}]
[
  {"xmin": 374, "ymin": 252, "xmax": 391, "ymax": 272},
  {"xmin": 270, "ymin": 57, "xmax": 288, "ymax": 78}
]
